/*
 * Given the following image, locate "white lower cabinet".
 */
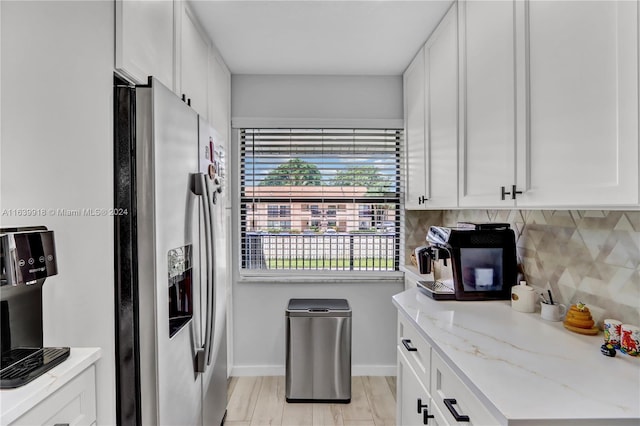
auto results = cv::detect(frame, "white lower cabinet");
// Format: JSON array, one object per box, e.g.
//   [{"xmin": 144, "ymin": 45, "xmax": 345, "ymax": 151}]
[
  {"xmin": 398, "ymin": 316, "xmax": 439, "ymax": 425},
  {"xmin": 10, "ymin": 365, "xmax": 97, "ymax": 426},
  {"xmin": 398, "ymin": 348, "xmax": 434, "ymax": 426},
  {"xmin": 398, "ymin": 315, "xmax": 498, "ymax": 426},
  {"xmin": 431, "ymin": 351, "xmax": 498, "ymax": 426}
]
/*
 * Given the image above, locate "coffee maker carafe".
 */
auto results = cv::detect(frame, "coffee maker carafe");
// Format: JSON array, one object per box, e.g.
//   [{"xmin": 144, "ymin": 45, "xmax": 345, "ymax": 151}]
[{"xmin": 0, "ymin": 226, "xmax": 70, "ymax": 388}]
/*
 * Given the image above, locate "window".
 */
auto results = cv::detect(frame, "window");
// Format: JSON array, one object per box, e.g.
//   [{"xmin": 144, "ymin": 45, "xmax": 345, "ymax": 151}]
[
  {"xmin": 240, "ymin": 128, "xmax": 402, "ymax": 273},
  {"xmin": 279, "ymin": 206, "xmax": 291, "ymax": 218}
]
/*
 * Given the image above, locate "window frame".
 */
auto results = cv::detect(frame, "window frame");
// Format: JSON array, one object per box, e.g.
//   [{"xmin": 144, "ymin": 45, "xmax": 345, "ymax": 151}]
[{"xmin": 234, "ymin": 128, "xmax": 405, "ymax": 282}]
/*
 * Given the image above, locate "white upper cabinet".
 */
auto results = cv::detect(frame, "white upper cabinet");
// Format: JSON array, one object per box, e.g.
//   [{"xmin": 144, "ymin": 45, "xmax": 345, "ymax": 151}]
[
  {"xmin": 458, "ymin": 0, "xmax": 517, "ymax": 207},
  {"xmin": 404, "ymin": 48, "xmax": 428, "ymax": 209},
  {"xmin": 208, "ymin": 50, "xmax": 232, "ymax": 208},
  {"xmin": 517, "ymin": 0, "xmax": 639, "ymax": 207},
  {"xmin": 404, "ymin": 3, "xmax": 458, "ymax": 210},
  {"xmin": 115, "ymin": 0, "xmax": 174, "ymax": 89},
  {"xmin": 425, "ymin": 3, "xmax": 458, "ymax": 208},
  {"xmin": 455, "ymin": 0, "xmax": 638, "ymax": 208},
  {"xmin": 179, "ymin": 4, "xmax": 210, "ymax": 117},
  {"xmin": 208, "ymin": 51, "xmax": 231, "ymax": 143}
]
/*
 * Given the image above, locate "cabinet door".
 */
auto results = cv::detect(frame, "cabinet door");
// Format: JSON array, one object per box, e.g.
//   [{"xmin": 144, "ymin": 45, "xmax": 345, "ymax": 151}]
[
  {"xmin": 208, "ymin": 51, "xmax": 231, "ymax": 208},
  {"xmin": 115, "ymin": 0, "xmax": 174, "ymax": 88},
  {"xmin": 431, "ymin": 352, "xmax": 498, "ymax": 426},
  {"xmin": 398, "ymin": 348, "xmax": 437, "ymax": 426},
  {"xmin": 180, "ymin": 4, "xmax": 209, "ymax": 117},
  {"xmin": 424, "ymin": 3, "xmax": 459, "ymax": 208},
  {"xmin": 404, "ymin": 48, "xmax": 428, "ymax": 209},
  {"xmin": 11, "ymin": 366, "xmax": 97, "ymax": 426},
  {"xmin": 458, "ymin": 0, "xmax": 517, "ymax": 207},
  {"xmin": 517, "ymin": 0, "xmax": 639, "ymax": 207},
  {"xmin": 208, "ymin": 51, "xmax": 231, "ymax": 144}
]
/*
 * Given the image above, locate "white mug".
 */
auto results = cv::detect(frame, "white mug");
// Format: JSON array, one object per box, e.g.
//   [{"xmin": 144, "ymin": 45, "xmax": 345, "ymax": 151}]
[
  {"xmin": 474, "ymin": 268, "xmax": 494, "ymax": 287},
  {"xmin": 540, "ymin": 302, "xmax": 567, "ymax": 321}
]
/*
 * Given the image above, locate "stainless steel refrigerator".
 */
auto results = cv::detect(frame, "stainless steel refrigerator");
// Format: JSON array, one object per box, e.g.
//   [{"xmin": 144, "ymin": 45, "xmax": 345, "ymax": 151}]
[{"xmin": 114, "ymin": 76, "xmax": 228, "ymax": 426}]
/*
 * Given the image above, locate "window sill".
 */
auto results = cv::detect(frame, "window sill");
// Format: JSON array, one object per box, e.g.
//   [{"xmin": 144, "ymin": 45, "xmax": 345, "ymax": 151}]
[{"xmin": 237, "ymin": 270, "xmax": 405, "ymax": 284}]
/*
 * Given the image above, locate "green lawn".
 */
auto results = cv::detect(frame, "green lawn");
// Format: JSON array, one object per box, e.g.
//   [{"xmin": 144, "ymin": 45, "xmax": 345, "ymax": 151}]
[{"xmin": 267, "ymin": 258, "xmax": 395, "ymax": 269}]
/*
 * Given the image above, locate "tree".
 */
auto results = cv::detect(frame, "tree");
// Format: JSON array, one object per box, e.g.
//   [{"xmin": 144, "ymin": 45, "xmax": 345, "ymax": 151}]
[
  {"xmin": 330, "ymin": 165, "xmax": 395, "ymax": 228},
  {"xmin": 329, "ymin": 165, "xmax": 393, "ymax": 195},
  {"xmin": 259, "ymin": 158, "xmax": 322, "ymax": 186}
]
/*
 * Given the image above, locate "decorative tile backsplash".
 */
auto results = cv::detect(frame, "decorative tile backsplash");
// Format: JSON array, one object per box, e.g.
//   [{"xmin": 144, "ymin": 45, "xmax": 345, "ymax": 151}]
[{"xmin": 405, "ymin": 210, "xmax": 640, "ymax": 325}]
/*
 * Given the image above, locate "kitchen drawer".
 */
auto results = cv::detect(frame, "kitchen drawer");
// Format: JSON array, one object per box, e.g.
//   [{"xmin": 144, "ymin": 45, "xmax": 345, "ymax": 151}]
[
  {"xmin": 10, "ymin": 365, "xmax": 96, "ymax": 426},
  {"xmin": 431, "ymin": 351, "xmax": 498, "ymax": 426},
  {"xmin": 398, "ymin": 315, "xmax": 432, "ymax": 391}
]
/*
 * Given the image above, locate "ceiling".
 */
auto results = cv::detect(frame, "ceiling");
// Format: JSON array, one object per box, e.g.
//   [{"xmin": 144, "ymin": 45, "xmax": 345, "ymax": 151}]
[{"xmin": 188, "ymin": 0, "xmax": 453, "ymax": 76}]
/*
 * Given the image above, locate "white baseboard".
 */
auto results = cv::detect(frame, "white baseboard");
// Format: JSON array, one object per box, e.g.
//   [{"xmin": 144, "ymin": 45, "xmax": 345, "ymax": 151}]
[
  {"xmin": 352, "ymin": 365, "xmax": 396, "ymax": 376},
  {"xmin": 230, "ymin": 365, "xmax": 396, "ymax": 377},
  {"xmin": 231, "ymin": 365, "xmax": 285, "ymax": 376}
]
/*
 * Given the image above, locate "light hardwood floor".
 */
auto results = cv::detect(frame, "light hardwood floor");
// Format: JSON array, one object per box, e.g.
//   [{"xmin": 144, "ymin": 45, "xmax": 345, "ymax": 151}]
[{"xmin": 226, "ymin": 376, "xmax": 397, "ymax": 426}]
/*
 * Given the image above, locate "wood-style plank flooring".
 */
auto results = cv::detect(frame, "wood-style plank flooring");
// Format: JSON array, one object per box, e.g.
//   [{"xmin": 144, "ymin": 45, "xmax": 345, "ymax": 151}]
[{"xmin": 226, "ymin": 376, "xmax": 396, "ymax": 426}]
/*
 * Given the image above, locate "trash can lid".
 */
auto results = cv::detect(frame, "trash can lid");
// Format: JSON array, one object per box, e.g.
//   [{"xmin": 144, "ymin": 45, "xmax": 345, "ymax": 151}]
[{"xmin": 287, "ymin": 298, "xmax": 350, "ymax": 312}]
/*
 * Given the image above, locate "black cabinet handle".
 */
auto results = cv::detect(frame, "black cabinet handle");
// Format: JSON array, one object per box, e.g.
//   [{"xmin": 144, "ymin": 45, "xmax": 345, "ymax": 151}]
[
  {"xmin": 511, "ymin": 184, "xmax": 522, "ymax": 200},
  {"xmin": 500, "ymin": 186, "xmax": 511, "ymax": 200},
  {"xmin": 423, "ymin": 409, "xmax": 435, "ymax": 424},
  {"xmin": 417, "ymin": 397, "xmax": 428, "ymax": 413},
  {"xmin": 418, "ymin": 195, "xmax": 427, "ymax": 204},
  {"xmin": 402, "ymin": 338, "xmax": 417, "ymax": 352},
  {"xmin": 444, "ymin": 398, "xmax": 470, "ymax": 422},
  {"xmin": 417, "ymin": 398, "xmax": 434, "ymax": 424},
  {"xmin": 502, "ymin": 185, "xmax": 523, "ymax": 200}
]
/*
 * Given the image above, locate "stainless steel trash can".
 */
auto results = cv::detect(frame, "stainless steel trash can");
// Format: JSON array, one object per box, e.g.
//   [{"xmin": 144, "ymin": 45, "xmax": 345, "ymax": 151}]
[{"xmin": 286, "ymin": 299, "xmax": 351, "ymax": 403}]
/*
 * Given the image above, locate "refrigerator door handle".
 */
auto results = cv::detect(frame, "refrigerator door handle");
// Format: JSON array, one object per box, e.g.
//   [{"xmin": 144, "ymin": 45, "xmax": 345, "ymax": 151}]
[
  {"xmin": 191, "ymin": 172, "xmax": 213, "ymax": 374},
  {"xmin": 203, "ymin": 175, "xmax": 217, "ymax": 367}
]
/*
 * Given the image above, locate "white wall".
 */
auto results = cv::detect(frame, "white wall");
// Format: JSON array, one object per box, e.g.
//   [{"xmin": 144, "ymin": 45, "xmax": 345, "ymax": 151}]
[
  {"xmin": 231, "ymin": 74, "xmax": 403, "ymax": 128},
  {"xmin": 1, "ymin": 2, "xmax": 115, "ymax": 424},
  {"xmin": 232, "ymin": 281, "xmax": 402, "ymax": 376},
  {"xmin": 230, "ymin": 74, "xmax": 404, "ymax": 375}
]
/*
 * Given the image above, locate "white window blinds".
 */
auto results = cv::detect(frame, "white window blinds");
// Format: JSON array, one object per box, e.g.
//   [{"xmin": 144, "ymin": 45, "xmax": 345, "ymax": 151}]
[{"xmin": 240, "ymin": 128, "xmax": 403, "ymax": 273}]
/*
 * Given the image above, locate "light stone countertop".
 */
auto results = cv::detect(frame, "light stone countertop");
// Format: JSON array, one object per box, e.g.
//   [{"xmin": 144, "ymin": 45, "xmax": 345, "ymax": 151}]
[
  {"xmin": 0, "ymin": 347, "xmax": 101, "ymax": 424},
  {"xmin": 393, "ymin": 288, "xmax": 640, "ymax": 424}
]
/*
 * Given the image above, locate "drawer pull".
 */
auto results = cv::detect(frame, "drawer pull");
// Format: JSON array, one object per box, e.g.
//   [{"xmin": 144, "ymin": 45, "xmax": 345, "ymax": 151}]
[
  {"xmin": 444, "ymin": 398, "xmax": 470, "ymax": 422},
  {"xmin": 402, "ymin": 339, "xmax": 417, "ymax": 352},
  {"xmin": 417, "ymin": 397, "xmax": 428, "ymax": 413},
  {"xmin": 417, "ymin": 399, "xmax": 434, "ymax": 424},
  {"xmin": 423, "ymin": 409, "xmax": 435, "ymax": 424}
]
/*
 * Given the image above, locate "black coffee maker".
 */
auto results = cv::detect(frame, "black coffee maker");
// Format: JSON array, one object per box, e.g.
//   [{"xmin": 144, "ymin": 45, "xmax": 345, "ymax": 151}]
[
  {"xmin": 417, "ymin": 223, "xmax": 518, "ymax": 301},
  {"xmin": 0, "ymin": 226, "xmax": 69, "ymax": 388}
]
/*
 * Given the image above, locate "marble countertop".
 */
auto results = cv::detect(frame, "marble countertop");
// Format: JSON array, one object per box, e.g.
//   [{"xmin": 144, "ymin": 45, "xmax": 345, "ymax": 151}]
[
  {"xmin": 0, "ymin": 347, "xmax": 101, "ymax": 424},
  {"xmin": 393, "ymin": 288, "xmax": 640, "ymax": 423}
]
